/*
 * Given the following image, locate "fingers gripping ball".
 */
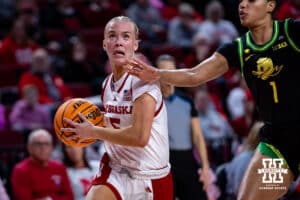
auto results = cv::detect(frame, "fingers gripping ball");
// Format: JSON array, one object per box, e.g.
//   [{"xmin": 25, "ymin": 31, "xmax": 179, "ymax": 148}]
[{"xmin": 53, "ymin": 98, "xmax": 104, "ymax": 147}]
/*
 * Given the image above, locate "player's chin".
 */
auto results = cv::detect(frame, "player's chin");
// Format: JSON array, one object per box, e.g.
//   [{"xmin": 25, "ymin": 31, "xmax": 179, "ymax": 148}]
[
  {"xmin": 240, "ymin": 19, "xmax": 254, "ymax": 28},
  {"xmin": 113, "ymin": 58, "xmax": 127, "ymax": 67}
]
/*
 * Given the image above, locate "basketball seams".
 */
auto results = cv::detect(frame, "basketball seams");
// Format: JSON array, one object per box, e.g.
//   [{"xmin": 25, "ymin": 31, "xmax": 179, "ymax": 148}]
[
  {"xmin": 61, "ymin": 99, "xmax": 76, "ymax": 129},
  {"xmin": 54, "ymin": 98, "xmax": 103, "ymax": 147},
  {"xmin": 70, "ymin": 103, "xmax": 94, "ymax": 121}
]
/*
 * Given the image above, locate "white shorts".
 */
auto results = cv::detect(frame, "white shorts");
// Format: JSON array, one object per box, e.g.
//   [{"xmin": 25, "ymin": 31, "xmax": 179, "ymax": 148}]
[{"xmin": 91, "ymin": 153, "xmax": 173, "ymax": 200}]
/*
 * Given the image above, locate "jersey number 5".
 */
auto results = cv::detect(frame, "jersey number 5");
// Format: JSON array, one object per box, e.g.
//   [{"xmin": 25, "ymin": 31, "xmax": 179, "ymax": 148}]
[
  {"xmin": 269, "ymin": 81, "xmax": 279, "ymax": 103},
  {"xmin": 109, "ymin": 118, "xmax": 120, "ymax": 129}
]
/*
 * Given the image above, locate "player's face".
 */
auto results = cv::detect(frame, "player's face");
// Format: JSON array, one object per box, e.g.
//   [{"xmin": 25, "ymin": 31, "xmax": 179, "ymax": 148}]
[
  {"xmin": 157, "ymin": 60, "xmax": 175, "ymax": 98},
  {"xmin": 239, "ymin": 0, "xmax": 275, "ymax": 28},
  {"xmin": 103, "ymin": 21, "xmax": 138, "ymax": 68}
]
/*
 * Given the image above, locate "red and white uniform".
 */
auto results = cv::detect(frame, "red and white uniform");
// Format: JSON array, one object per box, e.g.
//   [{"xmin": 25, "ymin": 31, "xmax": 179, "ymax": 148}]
[{"xmin": 94, "ymin": 73, "xmax": 173, "ymax": 200}]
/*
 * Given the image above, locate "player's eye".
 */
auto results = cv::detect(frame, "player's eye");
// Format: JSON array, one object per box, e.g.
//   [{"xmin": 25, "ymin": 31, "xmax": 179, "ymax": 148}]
[
  {"xmin": 123, "ymin": 34, "xmax": 130, "ymax": 40},
  {"xmin": 108, "ymin": 33, "xmax": 116, "ymax": 39}
]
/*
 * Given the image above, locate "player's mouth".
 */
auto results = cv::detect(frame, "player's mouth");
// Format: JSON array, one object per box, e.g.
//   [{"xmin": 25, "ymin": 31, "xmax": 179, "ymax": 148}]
[
  {"xmin": 239, "ymin": 10, "xmax": 247, "ymax": 20},
  {"xmin": 113, "ymin": 50, "xmax": 125, "ymax": 57}
]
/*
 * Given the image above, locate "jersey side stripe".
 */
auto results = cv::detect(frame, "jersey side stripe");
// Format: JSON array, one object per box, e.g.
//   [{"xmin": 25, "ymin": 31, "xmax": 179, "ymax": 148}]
[{"xmin": 154, "ymin": 98, "xmax": 164, "ymax": 117}]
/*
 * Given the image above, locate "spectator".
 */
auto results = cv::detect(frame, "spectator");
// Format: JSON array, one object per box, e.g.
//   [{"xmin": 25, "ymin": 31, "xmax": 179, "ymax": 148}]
[
  {"xmin": 227, "ymin": 75, "xmax": 255, "ymax": 138},
  {"xmin": 0, "ymin": 0, "xmax": 15, "ymax": 35},
  {"xmin": 11, "ymin": 129, "xmax": 74, "ymax": 200},
  {"xmin": 39, "ymin": 0, "xmax": 84, "ymax": 36},
  {"xmin": 18, "ymin": 48, "xmax": 73, "ymax": 105},
  {"xmin": 63, "ymin": 37, "xmax": 104, "ymax": 84},
  {"xmin": 0, "ymin": 17, "xmax": 39, "ymax": 69},
  {"xmin": 160, "ymin": 0, "xmax": 181, "ymax": 21},
  {"xmin": 9, "ymin": 85, "xmax": 52, "ymax": 140},
  {"xmin": 183, "ymin": 31, "xmax": 215, "ymax": 68},
  {"xmin": 62, "ymin": 145, "xmax": 98, "ymax": 200},
  {"xmin": 168, "ymin": 2, "xmax": 201, "ymax": 48},
  {"xmin": 194, "ymin": 87, "xmax": 235, "ymax": 167},
  {"xmin": 0, "ymin": 102, "xmax": 6, "ymax": 130},
  {"xmin": 16, "ymin": 0, "xmax": 47, "ymax": 45},
  {"xmin": 56, "ymin": 0, "xmax": 83, "ymax": 35},
  {"xmin": 157, "ymin": 54, "xmax": 211, "ymax": 200},
  {"xmin": 200, "ymin": 0, "xmax": 238, "ymax": 46},
  {"xmin": 0, "ymin": 178, "xmax": 9, "ymax": 200},
  {"xmin": 127, "ymin": 0, "xmax": 166, "ymax": 43},
  {"xmin": 276, "ymin": 0, "xmax": 300, "ymax": 20}
]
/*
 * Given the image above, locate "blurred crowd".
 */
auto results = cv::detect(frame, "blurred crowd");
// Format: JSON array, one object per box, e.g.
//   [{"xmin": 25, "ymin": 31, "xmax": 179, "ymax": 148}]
[{"xmin": 0, "ymin": 0, "xmax": 300, "ymax": 199}]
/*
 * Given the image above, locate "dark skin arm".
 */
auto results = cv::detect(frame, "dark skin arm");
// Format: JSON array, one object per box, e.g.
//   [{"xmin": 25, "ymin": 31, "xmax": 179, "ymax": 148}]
[{"xmin": 127, "ymin": 52, "xmax": 229, "ymax": 87}]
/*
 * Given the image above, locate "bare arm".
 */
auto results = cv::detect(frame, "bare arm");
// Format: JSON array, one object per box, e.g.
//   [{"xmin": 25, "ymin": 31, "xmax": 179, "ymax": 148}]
[
  {"xmin": 62, "ymin": 93, "xmax": 156, "ymax": 147},
  {"xmin": 191, "ymin": 117, "xmax": 211, "ymax": 191},
  {"xmin": 127, "ymin": 52, "xmax": 229, "ymax": 87},
  {"xmin": 191, "ymin": 117, "xmax": 209, "ymax": 169}
]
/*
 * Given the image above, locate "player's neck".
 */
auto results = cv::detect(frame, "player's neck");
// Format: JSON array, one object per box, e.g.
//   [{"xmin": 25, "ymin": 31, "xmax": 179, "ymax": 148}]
[
  {"xmin": 112, "ymin": 67, "xmax": 126, "ymax": 82},
  {"xmin": 249, "ymin": 19, "xmax": 273, "ymax": 45}
]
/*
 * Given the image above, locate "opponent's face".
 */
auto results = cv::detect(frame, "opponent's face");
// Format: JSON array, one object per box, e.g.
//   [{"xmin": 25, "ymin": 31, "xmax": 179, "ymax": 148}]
[
  {"xmin": 103, "ymin": 21, "xmax": 138, "ymax": 68},
  {"xmin": 239, "ymin": 0, "xmax": 275, "ymax": 28},
  {"xmin": 157, "ymin": 60, "xmax": 175, "ymax": 98}
]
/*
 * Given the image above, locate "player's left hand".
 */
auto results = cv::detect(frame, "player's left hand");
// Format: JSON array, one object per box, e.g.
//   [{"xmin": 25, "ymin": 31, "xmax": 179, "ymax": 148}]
[{"xmin": 61, "ymin": 113, "xmax": 94, "ymax": 142}]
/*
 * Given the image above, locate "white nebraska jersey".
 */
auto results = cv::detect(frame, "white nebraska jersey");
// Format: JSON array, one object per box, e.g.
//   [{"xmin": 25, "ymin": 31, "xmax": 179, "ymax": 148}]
[{"xmin": 101, "ymin": 73, "xmax": 169, "ymax": 172}]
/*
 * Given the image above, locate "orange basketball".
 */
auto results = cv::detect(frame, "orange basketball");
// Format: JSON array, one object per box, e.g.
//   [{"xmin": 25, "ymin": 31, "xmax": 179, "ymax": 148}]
[{"xmin": 53, "ymin": 98, "xmax": 104, "ymax": 147}]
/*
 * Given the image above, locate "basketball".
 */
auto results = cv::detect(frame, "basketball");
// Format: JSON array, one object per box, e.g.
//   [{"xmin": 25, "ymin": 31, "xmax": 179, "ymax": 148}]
[{"xmin": 53, "ymin": 98, "xmax": 104, "ymax": 147}]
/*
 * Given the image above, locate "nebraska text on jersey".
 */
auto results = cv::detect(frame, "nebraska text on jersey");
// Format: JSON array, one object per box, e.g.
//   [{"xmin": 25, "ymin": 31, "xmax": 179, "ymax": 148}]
[{"xmin": 105, "ymin": 104, "xmax": 133, "ymax": 114}]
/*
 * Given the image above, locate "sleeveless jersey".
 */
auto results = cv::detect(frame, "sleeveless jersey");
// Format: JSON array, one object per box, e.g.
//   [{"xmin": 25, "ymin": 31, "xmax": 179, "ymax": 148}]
[
  {"xmin": 101, "ymin": 72, "xmax": 169, "ymax": 171},
  {"xmin": 218, "ymin": 19, "xmax": 300, "ymax": 127}
]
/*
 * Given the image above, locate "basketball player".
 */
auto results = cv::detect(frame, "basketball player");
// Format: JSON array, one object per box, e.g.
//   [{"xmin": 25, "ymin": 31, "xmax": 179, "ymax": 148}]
[
  {"xmin": 62, "ymin": 16, "xmax": 173, "ymax": 200},
  {"xmin": 126, "ymin": 0, "xmax": 300, "ymax": 199}
]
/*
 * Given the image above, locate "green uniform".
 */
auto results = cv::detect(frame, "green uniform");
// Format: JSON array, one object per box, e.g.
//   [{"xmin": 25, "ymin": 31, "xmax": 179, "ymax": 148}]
[{"xmin": 217, "ymin": 19, "xmax": 300, "ymax": 177}]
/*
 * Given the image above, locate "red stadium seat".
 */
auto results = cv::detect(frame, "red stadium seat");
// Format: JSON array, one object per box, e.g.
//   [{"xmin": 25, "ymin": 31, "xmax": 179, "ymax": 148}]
[
  {"xmin": 45, "ymin": 29, "xmax": 66, "ymax": 42},
  {"xmin": 79, "ymin": 28, "xmax": 104, "ymax": 46},
  {"xmin": 67, "ymin": 82, "xmax": 93, "ymax": 98},
  {"xmin": 81, "ymin": 8, "xmax": 123, "ymax": 28}
]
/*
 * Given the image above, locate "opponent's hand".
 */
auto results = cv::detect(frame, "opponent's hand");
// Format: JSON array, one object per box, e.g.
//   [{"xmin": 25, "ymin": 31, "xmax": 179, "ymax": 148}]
[
  {"xmin": 61, "ymin": 113, "xmax": 94, "ymax": 142},
  {"xmin": 126, "ymin": 57, "xmax": 160, "ymax": 83}
]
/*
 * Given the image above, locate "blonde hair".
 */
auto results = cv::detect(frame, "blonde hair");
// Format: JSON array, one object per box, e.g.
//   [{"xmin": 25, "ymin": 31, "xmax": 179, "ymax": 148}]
[{"xmin": 104, "ymin": 16, "xmax": 139, "ymax": 40}]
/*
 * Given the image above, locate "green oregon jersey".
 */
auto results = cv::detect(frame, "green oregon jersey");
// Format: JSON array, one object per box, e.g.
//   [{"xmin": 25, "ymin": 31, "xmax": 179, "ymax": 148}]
[{"xmin": 218, "ymin": 19, "xmax": 300, "ymax": 127}]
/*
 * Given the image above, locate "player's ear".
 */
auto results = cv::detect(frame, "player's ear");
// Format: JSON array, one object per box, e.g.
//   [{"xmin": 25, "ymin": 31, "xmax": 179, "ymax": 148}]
[
  {"xmin": 103, "ymin": 40, "xmax": 107, "ymax": 51},
  {"xmin": 134, "ymin": 39, "xmax": 139, "ymax": 51},
  {"xmin": 267, "ymin": 0, "xmax": 276, "ymax": 14}
]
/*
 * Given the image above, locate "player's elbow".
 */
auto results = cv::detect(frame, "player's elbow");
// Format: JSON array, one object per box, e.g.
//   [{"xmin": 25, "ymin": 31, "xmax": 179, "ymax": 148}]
[
  {"xmin": 135, "ymin": 131, "xmax": 150, "ymax": 147},
  {"xmin": 136, "ymin": 137, "xmax": 149, "ymax": 147}
]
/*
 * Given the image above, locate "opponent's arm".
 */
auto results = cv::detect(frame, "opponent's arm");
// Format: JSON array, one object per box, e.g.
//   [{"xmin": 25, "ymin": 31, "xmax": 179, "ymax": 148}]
[
  {"xmin": 62, "ymin": 93, "xmax": 156, "ymax": 147},
  {"xmin": 127, "ymin": 52, "xmax": 229, "ymax": 87}
]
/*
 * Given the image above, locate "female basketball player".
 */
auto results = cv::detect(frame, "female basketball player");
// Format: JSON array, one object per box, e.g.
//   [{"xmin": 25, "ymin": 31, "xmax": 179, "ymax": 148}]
[
  {"xmin": 126, "ymin": 0, "xmax": 300, "ymax": 199},
  {"xmin": 62, "ymin": 16, "xmax": 173, "ymax": 200}
]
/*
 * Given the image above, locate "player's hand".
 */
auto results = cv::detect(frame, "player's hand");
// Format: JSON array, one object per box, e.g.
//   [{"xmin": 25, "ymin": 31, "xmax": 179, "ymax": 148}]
[
  {"xmin": 125, "ymin": 57, "xmax": 160, "ymax": 83},
  {"xmin": 61, "ymin": 113, "xmax": 94, "ymax": 142}
]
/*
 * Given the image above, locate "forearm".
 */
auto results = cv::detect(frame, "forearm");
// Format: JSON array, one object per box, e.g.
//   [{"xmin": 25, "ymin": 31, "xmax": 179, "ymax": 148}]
[
  {"xmin": 90, "ymin": 126, "xmax": 148, "ymax": 147},
  {"xmin": 159, "ymin": 53, "xmax": 228, "ymax": 87}
]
